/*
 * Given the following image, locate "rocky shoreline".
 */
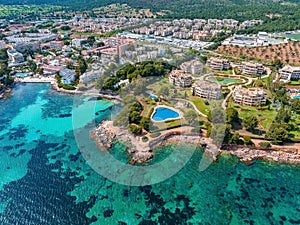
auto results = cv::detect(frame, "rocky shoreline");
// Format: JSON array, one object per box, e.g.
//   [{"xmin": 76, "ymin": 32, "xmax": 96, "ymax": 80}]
[
  {"xmin": 0, "ymin": 84, "xmax": 13, "ymax": 100},
  {"xmin": 222, "ymin": 145, "xmax": 300, "ymax": 165},
  {"xmin": 90, "ymin": 120, "xmax": 221, "ymax": 164},
  {"xmin": 91, "ymin": 121, "xmax": 300, "ymax": 165},
  {"xmin": 90, "ymin": 121, "xmax": 218, "ymax": 164}
]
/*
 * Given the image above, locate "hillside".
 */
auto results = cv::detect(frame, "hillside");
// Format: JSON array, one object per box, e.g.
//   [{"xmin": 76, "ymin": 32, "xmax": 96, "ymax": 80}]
[
  {"xmin": 2, "ymin": 0, "xmax": 300, "ymax": 32},
  {"xmin": 217, "ymin": 41, "xmax": 300, "ymax": 66}
]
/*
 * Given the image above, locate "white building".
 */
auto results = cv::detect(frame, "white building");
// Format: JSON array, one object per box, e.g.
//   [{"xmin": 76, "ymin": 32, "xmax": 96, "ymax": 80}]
[
  {"xmin": 50, "ymin": 41, "xmax": 64, "ymax": 50},
  {"xmin": 233, "ymin": 86, "xmax": 266, "ymax": 106},
  {"xmin": 279, "ymin": 65, "xmax": 300, "ymax": 81},
  {"xmin": 239, "ymin": 62, "xmax": 264, "ymax": 76},
  {"xmin": 206, "ymin": 57, "xmax": 230, "ymax": 71},
  {"xmin": 59, "ymin": 68, "xmax": 76, "ymax": 85},
  {"xmin": 181, "ymin": 60, "xmax": 203, "ymax": 74},
  {"xmin": 72, "ymin": 39, "xmax": 86, "ymax": 48},
  {"xmin": 0, "ymin": 41, "xmax": 6, "ymax": 50},
  {"xmin": 192, "ymin": 80, "xmax": 222, "ymax": 100},
  {"xmin": 80, "ymin": 69, "xmax": 104, "ymax": 84},
  {"xmin": 7, "ymin": 49, "xmax": 24, "ymax": 64},
  {"xmin": 169, "ymin": 70, "xmax": 193, "ymax": 88}
]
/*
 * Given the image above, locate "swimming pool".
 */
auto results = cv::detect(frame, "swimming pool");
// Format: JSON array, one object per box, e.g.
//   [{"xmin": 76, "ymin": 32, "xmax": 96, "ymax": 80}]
[
  {"xmin": 150, "ymin": 95, "xmax": 158, "ymax": 99},
  {"xmin": 13, "ymin": 73, "xmax": 30, "ymax": 77},
  {"xmin": 293, "ymin": 96, "xmax": 300, "ymax": 99},
  {"xmin": 151, "ymin": 106, "xmax": 181, "ymax": 122}
]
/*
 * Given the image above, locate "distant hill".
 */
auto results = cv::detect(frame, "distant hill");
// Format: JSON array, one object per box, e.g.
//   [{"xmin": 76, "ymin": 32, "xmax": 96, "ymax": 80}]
[
  {"xmin": 1, "ymin": 0, "xmax": 299, "ymax": 12},
  {"xmin": 1, "ymin": 0, "xmax": 300, "ymax": 30}
]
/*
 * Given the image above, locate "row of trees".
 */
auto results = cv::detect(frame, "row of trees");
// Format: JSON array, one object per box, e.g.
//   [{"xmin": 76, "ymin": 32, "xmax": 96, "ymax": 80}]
[{"xmin": 128, "ymin": 102, "xmax": 151, "ymax": 135}]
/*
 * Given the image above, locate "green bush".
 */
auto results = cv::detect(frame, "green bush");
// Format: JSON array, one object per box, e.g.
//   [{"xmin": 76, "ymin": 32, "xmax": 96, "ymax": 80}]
[
  {"xmin": 129, "ymin": 124, "xmax": 142, "ymax": 135},
  {"xmin": 142, "ymin": 136, "xmax": 149, "ymax": 142},
  {"xmin": 259, "ymin": 142, "xmax": 271, "ymax": 148},
  {"xmin": 150, "ymin": 132, "xmax": 161, "ymax": 138},
  {"xmin": 243, "ymin": 136, "xmax": 254, "ymax": 146}
]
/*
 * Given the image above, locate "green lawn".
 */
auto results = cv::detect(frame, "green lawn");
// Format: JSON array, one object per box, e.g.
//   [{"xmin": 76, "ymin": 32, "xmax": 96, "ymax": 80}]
[
  {"xmin": 189, "ymin": 96, "xmax": 210, "ymax": 115},
  {"xmin": 213, "ymin": 69, "xmax": 233, "ymax": 75},
  {"xmin": 289, "ymin": 114, "xmax": 300, "ymax": 139},
  {"xmin": 288, "ymin": 80, "xmax": 300, "ymax": 85},
  {"xmin": 237, "ymin": 105, "xmax": 277, "ymax": 131},
  {"xmin": 141, "ymin": 101, "xmax": 155, "ymax": 117},
  {"xmin": 154, "ymin": 119, "xmax": 182, "ymax": 131},
  {"xmin": 285, "ymin": 33, "xmax": 300, "ymax": 41}
]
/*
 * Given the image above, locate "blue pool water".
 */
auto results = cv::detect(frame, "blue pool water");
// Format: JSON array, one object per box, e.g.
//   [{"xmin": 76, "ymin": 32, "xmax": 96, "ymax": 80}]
[
  {"xmin": 293, "ymin": 95, "xmax": 300, "ymax": 99},
  {"xmin": 152, "ymin": 106, "xmax": 180, "ymax": 122},
  {"xmin": 150, "ymin": 95, "xmax": 157, "ymax": 99},
  {"xmin": 13, "ymin": 73, "xmax": 30, "ymax": 77}
]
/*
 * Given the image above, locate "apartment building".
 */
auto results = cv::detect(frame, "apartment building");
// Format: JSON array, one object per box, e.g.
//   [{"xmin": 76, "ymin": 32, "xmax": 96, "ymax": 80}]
[
  {"xmin": 169, "ymin": 70, "xmax": 193, "ymax": 88},
  {"xmin": 7, "ymin": 49, "xmax": 24, "ymax": 64},
  {"xmin": 240, "ymin": 62, "xmax": 264, "ymax": 76},
  {"xmin": 50, "ymin": 41, "xmax": 64, "ymax": 50},
  {"xmin": 0, "ymin": 41, "xmax": 5, "ymax": 50},
  {"xmin": 233, "ymin": 86, "xmax": 266, "ymax": 106},
  {"xmin": 279, "ymin": 65, "xmax": 300, "ymax": 81},
  {"xmin": 181, "ymin": 60, "xmax": 203, "ymax": 74},
  {"xmin": 191, "ymin": 80, "xmax": 222, "ymax": 100},
  {"xmin": 206, "ymin": 57, "xmax": 230, "ymax": 71},
  {"xmin": 59, "ymin": 68, "xmax": 76, "ymax": 85}
]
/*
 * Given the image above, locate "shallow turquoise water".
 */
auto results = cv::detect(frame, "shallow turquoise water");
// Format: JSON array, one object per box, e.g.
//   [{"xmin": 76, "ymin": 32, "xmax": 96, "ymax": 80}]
[{"xmin": 0, "ymin": 83, "xmax": 300, "ymax": 224}]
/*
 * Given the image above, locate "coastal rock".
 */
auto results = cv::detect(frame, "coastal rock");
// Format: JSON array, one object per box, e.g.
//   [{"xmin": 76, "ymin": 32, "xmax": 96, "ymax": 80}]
[{"xmin": 223, "ymin": 146, "xmax": 300, "ymax": 165}]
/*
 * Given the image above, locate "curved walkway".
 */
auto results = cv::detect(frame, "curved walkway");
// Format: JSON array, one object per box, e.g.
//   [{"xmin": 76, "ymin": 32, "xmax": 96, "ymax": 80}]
[
  {"xmin": 176, "ymin": 98, "xmax": 208, "ymax": 118},
  {"xmin": 222, "ymin": 86, "xmax": 235, "ymax": 109}
]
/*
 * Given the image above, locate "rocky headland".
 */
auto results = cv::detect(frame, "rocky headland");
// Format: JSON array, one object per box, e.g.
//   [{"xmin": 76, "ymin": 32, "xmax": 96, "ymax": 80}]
[
  {"xmin": 91, "ymin": 121, "xmax": 300, "ymax": 165},
  {"xmin": 90, "ymin": 120, "xmax": 219, "ymax": 164}
]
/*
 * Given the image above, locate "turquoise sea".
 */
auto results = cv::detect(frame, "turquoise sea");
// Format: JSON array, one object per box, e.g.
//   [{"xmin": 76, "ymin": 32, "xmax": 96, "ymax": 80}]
[{"xmin": 0, "ymin": 83, "xmax": 300, "ymax": 224}]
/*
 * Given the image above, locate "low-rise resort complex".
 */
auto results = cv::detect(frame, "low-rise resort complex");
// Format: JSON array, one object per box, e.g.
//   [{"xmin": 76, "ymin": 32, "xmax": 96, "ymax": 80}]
[
  {"xmin": 239, "ymin": 62, "xmax": 264, "ymax": 76},
  {"xmin": 169, "ymin": 70, "xmax": 193, "ymax": 87},
  {"xmin": 279, "ymin": 65, "xmax": 300, "ymax": 82},
  {"xmin": 233, "ymin": 86, "xmax": 267, "ymax": 106},
  {"xmin": 192, "ymin": 80, "xmax": 223, "ymax": 100},
  {"xmin": 206, "ymin": 57, "xmax": 230, "ymax": 71}
]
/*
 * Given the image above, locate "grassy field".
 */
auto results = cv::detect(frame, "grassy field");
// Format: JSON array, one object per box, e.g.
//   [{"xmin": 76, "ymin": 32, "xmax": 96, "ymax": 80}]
[
  {"xmin": 188, "ymin": 96, "xmax": 210, "ymax": 115},
  {"xmin": 213, "ymin": 69, "xmax": 233, "ymax": 75},
  {"xmin": 285, "ymin": 33, "xmax": 300, "ymax": 41},
  {"xmin": 289, "ymin": 80, "xmax": 300, "ymax": 85},
  {"xmin": 289, "ymin": 114, "xmax": 300, "ymax": 139},
  {"xmin": 236, "ymin": 104, "xmax": 277, "ymax": 131}
]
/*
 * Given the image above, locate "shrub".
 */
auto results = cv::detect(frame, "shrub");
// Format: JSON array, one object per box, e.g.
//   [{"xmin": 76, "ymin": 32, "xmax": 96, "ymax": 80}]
[
  {"xmin": 243, "ymin": 136, "xmax": 254, "ymax": 146},
  {"xmin": 129, "ymin": 124, "xmax": 142, "ymax": 135},
  {"xmin": 150, "ymin": 132, "xmax": 161, "ymax": 138},
  {"xmin": 259, "ymin": 142, "xmax": 271, "ymax": 148},
  {"xmin": 142, "ymin": 136, "xmax": 149, "ymax": 142}
]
